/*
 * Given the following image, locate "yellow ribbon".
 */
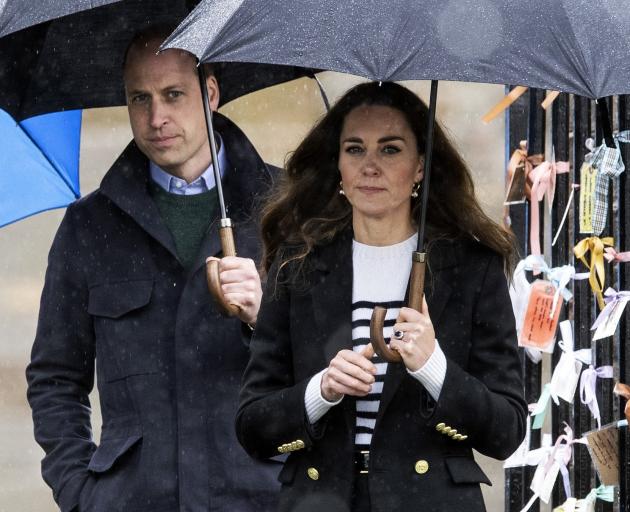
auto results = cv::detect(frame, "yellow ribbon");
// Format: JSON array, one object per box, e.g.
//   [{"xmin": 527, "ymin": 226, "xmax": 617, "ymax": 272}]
[{"xmin": 573, "ymin": 237, "xmax": 614, "ymax": 310}]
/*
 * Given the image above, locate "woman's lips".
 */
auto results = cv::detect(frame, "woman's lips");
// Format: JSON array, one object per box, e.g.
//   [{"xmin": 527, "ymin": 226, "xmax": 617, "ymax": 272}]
[{"xmin": 357, "ymin": 186, "xmax": 385, "ymax": 195}]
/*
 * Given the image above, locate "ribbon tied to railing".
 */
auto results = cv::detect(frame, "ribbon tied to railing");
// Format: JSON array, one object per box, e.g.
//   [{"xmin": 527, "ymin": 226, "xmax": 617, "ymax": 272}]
[
  {"xmin": 591, "ymin": 288, "xmax": 630, "ymax": 338},
  {"xmin": 573, "ymin": 236, "xmax": 614, "ymax": 309},
  {"xmin": 529, "ymin": 156, "xmax": 570, "ymax": 257},
  {"xmin": 579, "ymin": 364, "xmax": 614, "ymax": 429},
  {"xmin": 603, "ymin": 246, "xmax": 630, "ymax": 263},
  {"xmin": 584, "ymin": 130, "xmax": 630, "ymax": 235}
]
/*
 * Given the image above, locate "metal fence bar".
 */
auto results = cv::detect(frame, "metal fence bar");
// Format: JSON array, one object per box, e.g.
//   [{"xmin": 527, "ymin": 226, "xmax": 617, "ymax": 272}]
[
  {"xmin": 551, "ymin": 92, "xmax": 573, "ymax": 507},
  {"xmin": 617, "ymin": 94, "xmax": 630, "ymax": 512},
  {"xmin": 571, "ymin": 95, "xmax": 597, "ymax": 500}
]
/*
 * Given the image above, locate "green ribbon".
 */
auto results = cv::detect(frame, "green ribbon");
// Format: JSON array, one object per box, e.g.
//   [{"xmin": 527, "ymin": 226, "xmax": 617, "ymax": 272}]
[{"xmin": 531, "ymin": 383, "xmax": 552, "ymax": 430}]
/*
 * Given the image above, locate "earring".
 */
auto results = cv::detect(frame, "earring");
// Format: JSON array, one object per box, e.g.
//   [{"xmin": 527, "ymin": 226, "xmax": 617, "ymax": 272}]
[
  {"xmin": 339, "ymin": 180, "xmax": 345, "ymax": 196},
  {"xmin": 411, "ymin": 181, "xmax": 421, "ymax": 198}
]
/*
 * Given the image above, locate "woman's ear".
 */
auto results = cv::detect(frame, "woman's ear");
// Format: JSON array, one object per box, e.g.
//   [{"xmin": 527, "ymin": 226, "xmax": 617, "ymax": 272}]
[{"xmin": 416, "ymin": 155, "xmax": 425, "ymax": 182}]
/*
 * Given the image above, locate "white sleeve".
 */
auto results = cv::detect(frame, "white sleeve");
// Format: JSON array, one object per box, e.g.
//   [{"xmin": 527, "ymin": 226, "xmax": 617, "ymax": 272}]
[
  {"xmin": 304, "ymin": 369, "xmax": 344, "ymax": 424},
  {"xmin": 406, "ymin": 339, "xmax": 447, "ymax": 401}
]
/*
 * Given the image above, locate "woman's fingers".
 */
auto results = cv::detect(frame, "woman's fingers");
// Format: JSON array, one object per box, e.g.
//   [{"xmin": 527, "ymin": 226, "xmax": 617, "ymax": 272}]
[{"xmin": 322, "ymin": 350, "xmax": 377, "ymax": 398}]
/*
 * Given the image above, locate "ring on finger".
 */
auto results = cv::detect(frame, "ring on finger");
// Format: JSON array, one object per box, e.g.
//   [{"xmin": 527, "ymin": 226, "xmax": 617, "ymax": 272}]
[{"xmin": 393, "ymin": 329, "xmax": 404, "ymax": 340}]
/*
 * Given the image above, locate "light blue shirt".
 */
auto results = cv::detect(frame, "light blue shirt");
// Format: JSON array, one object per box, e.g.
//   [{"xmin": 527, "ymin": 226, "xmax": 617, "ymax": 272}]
[{"xmin": 149, "ymin": 134, "xmax": 229, "ymax": 195}]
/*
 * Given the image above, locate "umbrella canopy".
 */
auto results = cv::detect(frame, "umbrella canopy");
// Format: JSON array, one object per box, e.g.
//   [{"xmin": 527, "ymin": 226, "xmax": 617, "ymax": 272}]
[
  {"xmin": 0, "ymin": 0, "xmax": 317, "ymax": 121},
  {"xmin": 163, "ymin": 0, "xmax": 630, "ymax": 100},
  {"xmin": 0, "ymin": 0, "xmax": 120, "ymax": 38},
  {"xmin": 0, "ymin": 109, "xmax": 81, "ymax": 226}
]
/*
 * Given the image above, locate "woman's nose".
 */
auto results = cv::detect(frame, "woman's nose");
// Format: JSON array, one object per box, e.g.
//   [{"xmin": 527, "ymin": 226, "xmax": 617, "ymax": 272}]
[{"xmin": 361, "ymin": 154, "xmax": 380, "ymax": 175}]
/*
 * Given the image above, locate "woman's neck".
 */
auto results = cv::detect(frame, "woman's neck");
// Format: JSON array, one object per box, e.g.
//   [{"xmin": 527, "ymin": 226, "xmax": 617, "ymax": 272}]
[{"xmin": 352, "ymin": 214, "xmax": 416, "ymax": 246}]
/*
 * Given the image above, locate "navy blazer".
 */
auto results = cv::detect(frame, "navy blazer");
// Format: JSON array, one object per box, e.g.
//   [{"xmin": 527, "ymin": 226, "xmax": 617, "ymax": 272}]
[
  {"xmin": 237, "ymin": 229, "xmax": 527, "ymax": 512},
  {"xmin": 27, "ymin": 114, "xmax": 281, "ymax": 512}
]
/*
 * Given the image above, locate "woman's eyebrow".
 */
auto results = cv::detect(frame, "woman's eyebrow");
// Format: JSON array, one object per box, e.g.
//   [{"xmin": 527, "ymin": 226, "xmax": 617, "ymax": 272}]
[{"xmin": 378, "ymin": 135, "xmax": 405, "ymax": 143}]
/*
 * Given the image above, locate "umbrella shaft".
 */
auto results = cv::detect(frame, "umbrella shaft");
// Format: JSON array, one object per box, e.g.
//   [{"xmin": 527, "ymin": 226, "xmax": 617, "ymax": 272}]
[
  {"xmin": 198, "ymin": 65, "xmax": 228, "ymax": 219},
  {"xmin": 418, "ymin": 80, "xmax": 439, "ymax": 252}
]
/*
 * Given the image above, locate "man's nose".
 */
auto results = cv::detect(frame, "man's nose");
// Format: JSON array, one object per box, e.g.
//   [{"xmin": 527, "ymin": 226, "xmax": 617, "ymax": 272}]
[{"xmin": 148, "ymin": 100, "xmax": 168, "ymax": 128}]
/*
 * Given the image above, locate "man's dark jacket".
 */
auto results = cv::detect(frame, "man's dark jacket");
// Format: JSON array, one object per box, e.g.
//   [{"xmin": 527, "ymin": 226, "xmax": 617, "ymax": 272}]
[{"xmin": 26, "ymin": 114, "xmax": 281, "ymax": 512}]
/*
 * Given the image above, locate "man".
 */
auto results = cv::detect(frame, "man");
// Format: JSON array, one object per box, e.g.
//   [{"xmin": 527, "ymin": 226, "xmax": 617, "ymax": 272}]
[{"xmin": 26, "ymin": 26, "xmax": 280, "ymax": 512}]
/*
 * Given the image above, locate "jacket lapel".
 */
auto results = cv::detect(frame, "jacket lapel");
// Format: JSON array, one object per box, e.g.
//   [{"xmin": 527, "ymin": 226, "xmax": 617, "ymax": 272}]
[
  {"xmin": 100, "ymin": 141, "xmax": 180, "ymax": 261},
  {"xmin": 376, "ymin": 239, "xmax": 458, "ymax": 423}
]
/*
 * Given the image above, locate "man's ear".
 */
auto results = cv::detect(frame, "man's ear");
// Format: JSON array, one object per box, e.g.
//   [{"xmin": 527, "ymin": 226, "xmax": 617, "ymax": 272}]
[{"xmin": 206, "ymin": 74, "xmax": 220, "ymax": 111}]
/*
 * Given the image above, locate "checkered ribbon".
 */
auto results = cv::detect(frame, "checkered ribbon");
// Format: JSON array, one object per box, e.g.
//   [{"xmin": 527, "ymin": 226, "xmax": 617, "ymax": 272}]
[{"xmin": 588, "ymin": 131, "xmax": 630, "ymax": 235}]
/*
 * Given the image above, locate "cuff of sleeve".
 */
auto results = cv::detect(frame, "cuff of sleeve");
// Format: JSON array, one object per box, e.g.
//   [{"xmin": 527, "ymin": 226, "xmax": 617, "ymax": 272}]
[
  {"xmin": 304, "ymin": 369, "xmax": 343, "ymax": 424},
  {"xmin": 56, "ymin": 472, "xmax": 89, "ymax": 512},
  {"xmin": 407, "ymin": 340, "xmax": 447, "ymax": 401}
]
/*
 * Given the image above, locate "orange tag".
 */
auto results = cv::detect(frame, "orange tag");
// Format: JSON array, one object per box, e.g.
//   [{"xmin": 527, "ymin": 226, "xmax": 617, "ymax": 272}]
[{"xmin": 519, "ymin": 280, "xmax": 561, "ymax": 352}]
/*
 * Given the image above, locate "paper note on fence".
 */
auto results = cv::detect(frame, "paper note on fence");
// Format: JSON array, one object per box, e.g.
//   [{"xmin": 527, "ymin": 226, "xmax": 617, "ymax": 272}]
[
  {"xmin": 550, "ymin": 351, "xmax": 582, "ymax": 403},
  {"xmin": 593, "ymin": 298, "xmax": 630, "ymax": 341},
  {"xmin": 579, "ymin": 162, "xmax": 597, "ymax": 233},
  {"xmin": 585, "ymin": 424, "xmax": 619, "ymax": 486},
  {"xmin": 519, "ymin": 280, "xmax": 561, "ymax": 352}
]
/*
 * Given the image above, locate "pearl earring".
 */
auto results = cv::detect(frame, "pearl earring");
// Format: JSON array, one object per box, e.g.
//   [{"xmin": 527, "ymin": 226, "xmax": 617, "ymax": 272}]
[
  {"xmin": 339, "ymin": 180, "xmax": 345, "ymax": 196},
  {"xmin": 411, "ymin": 182, "xmax": 421, "ymax": 198}
]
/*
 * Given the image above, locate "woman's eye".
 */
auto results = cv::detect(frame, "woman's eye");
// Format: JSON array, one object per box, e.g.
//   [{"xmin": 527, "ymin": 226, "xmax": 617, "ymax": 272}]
[
  {"xmin": 382, "ymin": 145, "xmax": 401, "ymax": 154},
  {"xmin": 345, "ymin": 145, "xmax": 364, "ymax": 154}
]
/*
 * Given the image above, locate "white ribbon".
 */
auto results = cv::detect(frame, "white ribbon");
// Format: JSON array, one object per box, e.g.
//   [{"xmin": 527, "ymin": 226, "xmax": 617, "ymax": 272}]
[
  {"xmin": 557, "ymin": 320, "xmax": 592, "ymax": 366},
  {"xmin": 579, "ymin": 365, "xmax": 614, "ymax": 429}
]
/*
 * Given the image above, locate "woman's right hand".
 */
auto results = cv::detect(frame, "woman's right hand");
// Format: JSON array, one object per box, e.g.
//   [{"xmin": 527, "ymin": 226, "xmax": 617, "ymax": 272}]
[{"xmin": 321, "ymin": 346, "xmax": 377, "ymax": 402}]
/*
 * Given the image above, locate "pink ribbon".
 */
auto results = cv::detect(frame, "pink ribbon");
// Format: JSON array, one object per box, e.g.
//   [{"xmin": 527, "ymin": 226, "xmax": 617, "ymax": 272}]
[
  {"xmin": 529, "ymin": 160, "xmax": 570, "ymax": 257},
  {"xmin": 580, "ymin": 365, "xmax": 614, "ymax": 428},
  {"xmin": 604, "ymin": 247, "xmax": 630, "ymax": 263},
  {"xmin": 547, "ymin": 423, "xmax": 587, "ymax": 499}
]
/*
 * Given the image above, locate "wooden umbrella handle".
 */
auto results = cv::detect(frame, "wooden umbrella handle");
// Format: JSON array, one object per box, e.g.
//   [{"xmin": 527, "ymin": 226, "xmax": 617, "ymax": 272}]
[
  {"xmin": 370, "ymin": 252, "xmax": 425, "ymax": 363},
  {"xmin": 206, "ymin": 222, "xmax": 241, "ymax": 317}
]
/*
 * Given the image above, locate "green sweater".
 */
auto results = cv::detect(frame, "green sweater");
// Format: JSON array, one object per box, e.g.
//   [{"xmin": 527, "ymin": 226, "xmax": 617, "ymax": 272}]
[{"xmin": 149, "ymin": 181, "xmax": 218, "ymax": 269}]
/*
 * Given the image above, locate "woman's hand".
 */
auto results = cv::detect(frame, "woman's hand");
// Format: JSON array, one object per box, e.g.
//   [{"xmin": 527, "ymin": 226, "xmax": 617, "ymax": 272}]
[
  {"xmin": 321, "ymin": 345, "xmax": 377, "ymax": 402},
  {"xmin": 389, "ymin": 299, "xmax": 436, "ymax": 372}
]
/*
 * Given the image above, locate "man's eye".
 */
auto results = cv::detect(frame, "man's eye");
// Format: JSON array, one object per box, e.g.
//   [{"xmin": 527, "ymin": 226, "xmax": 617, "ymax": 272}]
[
  {"xmin": 168, "ymin": 90, "xmax": 183, "ymax": 99},
  {"xmin": 131, "ymin": 94, "xmax": 149, "ymax": 104}
]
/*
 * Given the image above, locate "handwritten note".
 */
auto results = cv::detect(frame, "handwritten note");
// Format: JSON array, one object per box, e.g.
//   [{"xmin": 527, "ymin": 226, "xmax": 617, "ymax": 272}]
[
  {"xmin": 593, "ymin": 298, "xmax": 630, "ymax": 341},
  {"xmin": 519, "ymin": 280, "xmax": 561, "ymax": 352},
  {"xmin": 585, "ymin": 424, "xmax": 619, "ymax": 486},
  {"xmin": 579, "ymin": 162, "xmax": 597, "ymax": 234}
]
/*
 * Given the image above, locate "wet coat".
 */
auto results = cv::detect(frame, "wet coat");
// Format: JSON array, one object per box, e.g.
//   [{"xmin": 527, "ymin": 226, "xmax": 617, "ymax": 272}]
[
  {"xmin": 236, "ymin": 229, "xmax": 528, "ymax": 512},
  {"xmin": 26, "ymin": 114, "xmax": 281, "ymax": 512}
]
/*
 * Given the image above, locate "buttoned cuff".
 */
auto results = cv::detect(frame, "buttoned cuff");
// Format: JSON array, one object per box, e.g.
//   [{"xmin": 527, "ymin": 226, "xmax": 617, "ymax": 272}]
[
  {"xmin": 304, "ymin": 369, "xmax": 343, "ymax": 424},
  {"xmin": 407, "ymin": 340, "xmax": 447, "ymax": 401}
]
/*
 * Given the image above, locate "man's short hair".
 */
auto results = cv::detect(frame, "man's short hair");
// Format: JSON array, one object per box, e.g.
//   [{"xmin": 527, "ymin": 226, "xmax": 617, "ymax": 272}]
[{"xmin": 122, "ymin": 23, "xmax": 215, "ymax": 77}]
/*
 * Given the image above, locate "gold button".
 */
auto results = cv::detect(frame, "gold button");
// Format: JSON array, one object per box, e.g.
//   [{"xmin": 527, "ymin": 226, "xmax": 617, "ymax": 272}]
[
  {"xmin": 307, "ymin": 467, "xmax": 320, "ymax": 481},
  {"xmin": 442, "ymin": 426, "xmax": 452, "ymax": 435},
  {"xmin": 277, "ymin": 445, "xmax": 285, "ymax": 454},
  {"xmin": 448, "ymin": 429, "xmax": 457, "ymax": 437},
  {"xmin": 459, "ymin": 435, "xmax": 468, "ymax": 441},
  {"xmin": 452, "ymin": 434, "xmax": 463, "ymax": 441},
  {"xmin": 435, "ymin": 422, "xmax": 446, "ymax": 432},
  {"xmin": 415, "ymin": 460, "xmax": 429, "ymax": 474},
  {"xmin": 289, "ymin": 442, "xmax": 297, "ymax": 451},
  {"xmin": 296, "ymin": 439, "xmax": 305, "ymax": 449}
]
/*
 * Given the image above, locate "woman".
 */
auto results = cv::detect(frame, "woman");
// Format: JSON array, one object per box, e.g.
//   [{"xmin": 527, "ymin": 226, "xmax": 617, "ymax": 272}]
[{"xmin": 236, "ymin": 82, "xmax": 527, "ymax": 512}]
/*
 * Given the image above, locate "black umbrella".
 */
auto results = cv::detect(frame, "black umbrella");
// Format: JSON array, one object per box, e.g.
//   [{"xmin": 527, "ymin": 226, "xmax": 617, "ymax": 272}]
[{"xmin": 164, "ymin": 0, "xmax": 627, "ymax": 358}]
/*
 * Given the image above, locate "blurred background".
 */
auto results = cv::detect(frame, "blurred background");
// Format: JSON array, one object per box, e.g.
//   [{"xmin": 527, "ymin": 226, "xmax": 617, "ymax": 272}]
[{"xmin": 0, "ymin": 72, "xmax": 508, "ymax": 511}]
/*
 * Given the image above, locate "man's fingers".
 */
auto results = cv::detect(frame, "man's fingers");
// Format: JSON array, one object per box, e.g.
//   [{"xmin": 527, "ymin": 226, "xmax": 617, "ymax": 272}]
[{"xmin": 218, "ymin": 256, "xmax": 256, "ymax": 271}]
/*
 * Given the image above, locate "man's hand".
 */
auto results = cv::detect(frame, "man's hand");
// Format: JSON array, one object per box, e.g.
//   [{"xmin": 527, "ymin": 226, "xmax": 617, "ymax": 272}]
[
  {"xmin": 207, "ymin": 256, "xmax": 262, "ymax": 325},
  {"xmin": 321, "ymin": 347, "xmax": 377, "ymax": 402}
]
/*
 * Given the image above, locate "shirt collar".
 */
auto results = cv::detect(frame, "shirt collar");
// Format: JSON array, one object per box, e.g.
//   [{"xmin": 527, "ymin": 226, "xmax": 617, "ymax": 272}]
[{"xmin": 149, "ymin": 133, "xmax": 229, "ymax": 195}]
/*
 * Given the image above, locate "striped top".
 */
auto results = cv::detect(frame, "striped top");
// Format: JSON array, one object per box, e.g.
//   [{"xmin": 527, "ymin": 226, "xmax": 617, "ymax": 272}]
[{"xmin": 351, "ymin": 234, "xmax": 416, "ymax": 449}]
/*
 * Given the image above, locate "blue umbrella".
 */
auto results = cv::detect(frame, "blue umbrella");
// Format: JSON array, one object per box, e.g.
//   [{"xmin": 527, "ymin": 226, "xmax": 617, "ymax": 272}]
[{"xmin": 0, "ymin": 109, "xmax": 81, "ymax": 226}]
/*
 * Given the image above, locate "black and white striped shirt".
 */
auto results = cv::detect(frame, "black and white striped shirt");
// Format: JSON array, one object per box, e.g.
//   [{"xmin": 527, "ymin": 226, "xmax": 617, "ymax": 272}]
[{"xmin": 304, "ymin": 234, "xmax": 446, "ymax": 446}]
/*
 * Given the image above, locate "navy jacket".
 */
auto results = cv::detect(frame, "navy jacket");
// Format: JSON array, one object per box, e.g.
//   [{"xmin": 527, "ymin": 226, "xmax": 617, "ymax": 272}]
[
  {"xmin": 237, "ymin": 229, "xmax": 528, "ymax": 512},
  {"xmin": 26, "ymin": 114, "xmax": 281, "ymax": 512}
]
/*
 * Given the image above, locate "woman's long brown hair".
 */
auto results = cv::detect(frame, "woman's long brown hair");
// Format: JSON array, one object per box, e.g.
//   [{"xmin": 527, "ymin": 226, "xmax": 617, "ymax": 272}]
[{"xmin": 261, "ymin": 81, "xmax": 516, "ymax": 278}]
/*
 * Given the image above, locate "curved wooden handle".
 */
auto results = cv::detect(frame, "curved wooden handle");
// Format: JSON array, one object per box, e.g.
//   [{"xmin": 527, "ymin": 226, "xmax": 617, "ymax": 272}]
[
  {"xmin": 370, "ymin": 306, "xmax": 402, "ymax": 363},
  {"xmin": 369, "ymin": 252, "xmax": 426, "ymax": 364},
  {"xmin": 206, "ymin": 223, "xmax": 240, "ymax": 317}
]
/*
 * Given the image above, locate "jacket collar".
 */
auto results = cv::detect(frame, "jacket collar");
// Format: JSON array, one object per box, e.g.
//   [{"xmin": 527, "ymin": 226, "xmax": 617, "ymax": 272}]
[{"xmin": 99, "ymin": 113, "xmax": 272, "ymax": 272}]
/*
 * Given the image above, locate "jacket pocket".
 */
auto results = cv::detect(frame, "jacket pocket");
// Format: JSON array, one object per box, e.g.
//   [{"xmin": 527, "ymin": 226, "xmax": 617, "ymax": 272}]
[
  {"xmin": 88, "ymin": 279, "xmax": 158, "ymax": 382},
  {"xmin": 88, "ymin": 279, "xmax": 153, "ymax": 319},
  {"xmin": 444, "ymin": 456, "xmax": 492, "ymax": 486},
  {"xmin": 88, "ymin": 421, "xmax": 143, "ymax": 473}
]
